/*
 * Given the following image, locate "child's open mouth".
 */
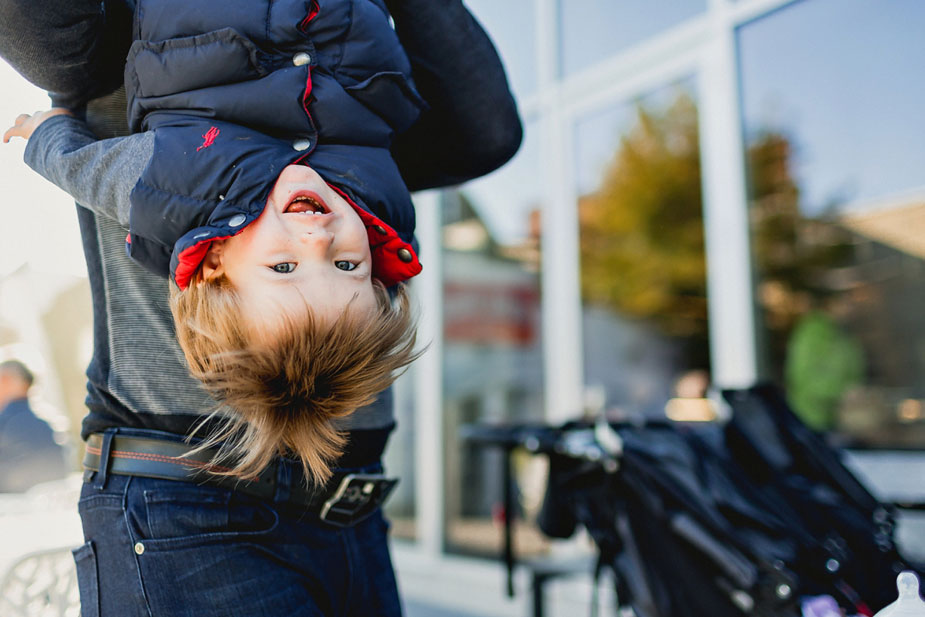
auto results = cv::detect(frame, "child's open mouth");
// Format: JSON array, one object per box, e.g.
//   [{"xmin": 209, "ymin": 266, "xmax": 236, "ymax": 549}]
[{"xmin": 285, "ymin": 192, "xmax": 328, "ymax": 215}]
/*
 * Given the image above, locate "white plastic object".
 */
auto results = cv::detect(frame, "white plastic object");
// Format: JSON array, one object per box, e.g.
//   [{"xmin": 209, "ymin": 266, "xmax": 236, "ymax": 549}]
[{"xmin": 873, "ymin": 572, "xmax": 925, "ymax": 617}]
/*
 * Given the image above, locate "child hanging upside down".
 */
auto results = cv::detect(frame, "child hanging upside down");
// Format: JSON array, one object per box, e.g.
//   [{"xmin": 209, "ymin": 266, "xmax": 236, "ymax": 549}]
[{"xmin": 5, "ymin": 0, "xmax": 522, "ymax": 486}]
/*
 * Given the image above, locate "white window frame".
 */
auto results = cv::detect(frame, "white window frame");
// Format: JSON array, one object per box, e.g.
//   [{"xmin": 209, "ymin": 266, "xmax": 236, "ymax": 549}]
[{"xmin": 406, "ymin": 0, "xmax": 800, "ymax": 560}]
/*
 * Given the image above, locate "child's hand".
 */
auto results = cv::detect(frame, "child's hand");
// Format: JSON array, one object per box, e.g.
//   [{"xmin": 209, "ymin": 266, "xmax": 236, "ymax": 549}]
[{"xmin": 3, "ymin": 109, "xmax": 73, "ymax": 143}]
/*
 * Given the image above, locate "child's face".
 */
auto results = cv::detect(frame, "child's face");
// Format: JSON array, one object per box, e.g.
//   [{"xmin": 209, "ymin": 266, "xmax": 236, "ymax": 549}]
[{"xmin": 202, "ymin": 164, "xmax": 378, "ymax": 335}]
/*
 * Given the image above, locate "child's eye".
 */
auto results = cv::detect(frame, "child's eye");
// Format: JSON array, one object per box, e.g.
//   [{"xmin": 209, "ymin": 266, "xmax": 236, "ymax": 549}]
[
  {"xmin": 271, "ymin": 262, "xmax": 297, "ymax": 273},
  {"xmin": 334, "ymin": 260, "xmax": 357, "ymax": 272}
]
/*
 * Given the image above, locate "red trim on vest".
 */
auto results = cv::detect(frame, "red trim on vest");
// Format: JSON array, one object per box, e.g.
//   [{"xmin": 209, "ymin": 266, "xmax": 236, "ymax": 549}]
[
  {"xmin": 298, "ymin": 38, "xmax": 317, "ymax": 143},
  {"xmin": 302, "ymin": 69, "xmax": 313, "ymax": 117},
  {"xmin": 328, "ymin": 185, "xmax": 422, "ymax": 287},
  {"xmin": 174, "ymin": 233, "xmax": 234, "ymax": 290},
  {"xmin": 300, "ymin": 0, "xmax": 320, "ymax": 31},
  {"xmin": 294, "ymin": 2, "xmax": 318, "ymax": 152}
]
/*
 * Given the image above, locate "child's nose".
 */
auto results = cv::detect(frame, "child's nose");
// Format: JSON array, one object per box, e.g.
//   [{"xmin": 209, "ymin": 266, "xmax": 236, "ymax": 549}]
[{"xmin": 298, "ymin": 228, "xmax": 334, "ymax": 252}]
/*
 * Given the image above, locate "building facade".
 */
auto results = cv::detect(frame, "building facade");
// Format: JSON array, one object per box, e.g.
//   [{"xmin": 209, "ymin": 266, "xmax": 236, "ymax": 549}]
[{"xmin": 384, "ymin": 0, "xmax": 925, "ymax": 567}]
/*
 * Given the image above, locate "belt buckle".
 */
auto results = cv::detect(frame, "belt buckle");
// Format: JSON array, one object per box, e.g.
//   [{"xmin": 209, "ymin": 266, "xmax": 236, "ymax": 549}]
[{"xmin": 319, "ymin": 474, "xmax": 398, "ymax": 528}]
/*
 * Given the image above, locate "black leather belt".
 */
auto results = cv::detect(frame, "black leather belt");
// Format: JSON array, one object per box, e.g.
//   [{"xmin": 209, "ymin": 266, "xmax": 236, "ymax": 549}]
[{"xmin": 83, "ymin": 432, "xmax": 398, "ymax": 527}]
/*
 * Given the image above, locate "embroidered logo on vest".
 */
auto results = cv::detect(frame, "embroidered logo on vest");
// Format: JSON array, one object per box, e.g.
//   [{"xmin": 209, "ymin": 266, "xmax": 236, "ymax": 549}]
[{"xmin": 197, "ymin": 126, "xmax": 220, "ymax": 151}]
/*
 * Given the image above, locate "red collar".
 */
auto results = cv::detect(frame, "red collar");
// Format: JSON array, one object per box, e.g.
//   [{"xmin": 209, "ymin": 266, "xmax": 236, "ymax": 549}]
[{"xmin": 329, "ymin": 184, "xmax": 421, "ymax": 288}]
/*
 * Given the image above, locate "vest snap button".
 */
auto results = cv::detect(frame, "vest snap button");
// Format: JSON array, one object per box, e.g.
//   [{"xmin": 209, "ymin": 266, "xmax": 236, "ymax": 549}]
[
  {"xmin": 292, "ymin": 52, "xmax": 312, "ymax": 67},
  {"xmin": 373, "ymin": 225, "xmax": 387, "ymax": 235},
  {"xmin": 397, "ymin": 248, "xmax": 413, "ymax": 263},
  {"xmin": 292, "ymin": 139, "xmax": 312, "ymax": 151},
  {"xmin": 228, "ymin": 214, "xmax": 246, "ymax": 227}
]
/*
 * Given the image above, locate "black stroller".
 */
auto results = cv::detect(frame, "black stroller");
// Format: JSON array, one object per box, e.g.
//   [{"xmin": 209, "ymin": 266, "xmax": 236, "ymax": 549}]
[{"xmin": 465, "ymin": 384, "xmax": 922, "ymax": 616}]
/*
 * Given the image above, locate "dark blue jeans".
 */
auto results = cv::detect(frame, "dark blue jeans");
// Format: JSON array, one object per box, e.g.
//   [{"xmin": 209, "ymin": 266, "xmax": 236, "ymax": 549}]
[{"xmin": 75, "ymin": 449, "xmax": 402, "ymax": 616}]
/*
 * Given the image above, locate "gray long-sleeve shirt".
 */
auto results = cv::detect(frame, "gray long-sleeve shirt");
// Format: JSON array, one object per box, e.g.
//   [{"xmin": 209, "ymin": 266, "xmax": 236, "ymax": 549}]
[{"xmin": 25, "ymin": 114, "xmax": 152, "ymax": 228}]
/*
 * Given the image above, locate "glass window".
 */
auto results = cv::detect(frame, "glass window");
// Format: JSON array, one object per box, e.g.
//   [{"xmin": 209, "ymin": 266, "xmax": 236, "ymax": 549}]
[
  {"xmin": 738, "ymin": 0, "xmax": 925, "ymax": 446},
  {"xmin": 558, "ymin": 0, "xmax": 705, "ymax": 77},
  {"xmin": 442, "ymin": 121, "xmax": 548, "ymax": 557},
  {"xmin": 576, "ymin": 81, "xmax": 711, "ymax": 421},
  {"xmin": 466, "ymin": 0, "xmax": 538, "ymax": 98},
  {"xmin": 382, "ymin": 369, "xmax": 417, "ymax": 539}
]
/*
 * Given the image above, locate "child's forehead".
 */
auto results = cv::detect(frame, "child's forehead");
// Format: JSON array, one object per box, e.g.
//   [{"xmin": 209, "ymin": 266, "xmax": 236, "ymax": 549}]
[{"xmin": 240, "ymin": 276, "xmax": 380, "ymax": 339}]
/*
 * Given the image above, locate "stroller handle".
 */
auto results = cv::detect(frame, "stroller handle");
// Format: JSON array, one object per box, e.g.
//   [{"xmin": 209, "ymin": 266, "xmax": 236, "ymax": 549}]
[{"xmin": 460, "ymin": 420, "xmax": 625, "ymax": 461}]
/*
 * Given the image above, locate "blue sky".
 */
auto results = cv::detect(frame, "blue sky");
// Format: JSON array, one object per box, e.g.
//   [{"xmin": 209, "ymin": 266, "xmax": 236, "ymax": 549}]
[
  {"xmin": 738, "ymin": 0, "xmax": 925, "ymax": 215},
  {"xmin": 558, "ymin": 0, "xmax": 705, "ymax": 76},
  {"xmin": 464, "ymin": 0, "xmax": 925, "ymax": 244}
]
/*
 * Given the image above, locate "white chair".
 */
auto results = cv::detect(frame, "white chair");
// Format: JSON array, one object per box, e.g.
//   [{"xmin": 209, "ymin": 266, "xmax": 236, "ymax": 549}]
[{"xmin": 0, "ymin": 546, "xmax": 80, "ymax": 617}]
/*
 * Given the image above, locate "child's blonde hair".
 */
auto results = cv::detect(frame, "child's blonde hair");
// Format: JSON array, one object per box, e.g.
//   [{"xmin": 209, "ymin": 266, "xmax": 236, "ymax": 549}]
[{"xmin": 170, "ymin": 274, "xmax": 418, "ymax": 485}]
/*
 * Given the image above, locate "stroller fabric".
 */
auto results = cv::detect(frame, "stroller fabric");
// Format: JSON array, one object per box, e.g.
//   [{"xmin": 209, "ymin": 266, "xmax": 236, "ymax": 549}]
[{"xmin": 535, "ymin": 385, "xmax": 918, "ymax": 616}]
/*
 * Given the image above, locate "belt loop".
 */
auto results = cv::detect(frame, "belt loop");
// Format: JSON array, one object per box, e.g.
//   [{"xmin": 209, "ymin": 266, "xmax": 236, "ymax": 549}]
[
  {"xmin": 94, "ymin": 430, "xmax": 116, "ymax": 490},
  {"xmin": 273, "ymin": 460, "xmax": 292, "ymax": 503}
]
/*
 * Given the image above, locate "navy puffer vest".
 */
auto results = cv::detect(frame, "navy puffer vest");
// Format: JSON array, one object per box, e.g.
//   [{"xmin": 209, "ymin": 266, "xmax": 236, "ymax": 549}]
[{"xmin": 124, "ymin": 0, "xmax": 425, "ymax": 289}]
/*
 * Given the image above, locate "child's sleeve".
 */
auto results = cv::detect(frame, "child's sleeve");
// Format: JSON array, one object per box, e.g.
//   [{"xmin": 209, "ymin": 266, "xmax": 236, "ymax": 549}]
[
  {"xmin": 23, "ymin": 114, "xmax": 154, "ymax": 228},
  {"xmin": 386, "ymin": 0, "xmax": 524, "ymax": 191}
]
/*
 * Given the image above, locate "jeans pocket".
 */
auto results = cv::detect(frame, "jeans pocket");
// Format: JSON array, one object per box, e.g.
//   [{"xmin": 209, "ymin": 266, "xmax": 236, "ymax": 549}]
[
  {"xmin": 127, "ymin": 479, "xmax": 279, "ymax": 550},
  {"xmin": 71, "ymin": 542, "xmax": 100, "ymax": 617},
  {"xmin": 142, "ymin": 485, "xmax": 232, "ymax": 540}
]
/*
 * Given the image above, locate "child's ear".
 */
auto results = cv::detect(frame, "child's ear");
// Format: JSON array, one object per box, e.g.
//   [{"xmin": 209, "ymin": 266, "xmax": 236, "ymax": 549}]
[{"xmin": 199, "ymin": 240, "xmax": 226, "ymax": 281}]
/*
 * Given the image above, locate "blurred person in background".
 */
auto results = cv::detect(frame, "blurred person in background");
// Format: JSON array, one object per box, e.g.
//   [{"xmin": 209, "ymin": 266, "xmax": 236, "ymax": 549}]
[{"xmin": 0, "ymin": 359, "xmax": 68, "ymax": 492}]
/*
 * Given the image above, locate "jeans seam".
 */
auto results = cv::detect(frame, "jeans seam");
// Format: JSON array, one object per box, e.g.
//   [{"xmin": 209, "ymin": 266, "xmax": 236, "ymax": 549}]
[
  {"xmin": 121, "ymin": 475, "xmax": 155, "ymax": 617},
  {"xmin": 341, "ymin": 528, "xmax": 355, "ymax": 617}
]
